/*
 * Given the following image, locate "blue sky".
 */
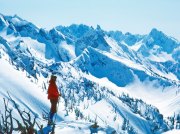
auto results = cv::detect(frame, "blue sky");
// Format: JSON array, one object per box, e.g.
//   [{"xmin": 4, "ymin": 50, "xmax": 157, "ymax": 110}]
[{"xmin": 0, "ymin": 0, "xmax": 180, "ymax": 40}]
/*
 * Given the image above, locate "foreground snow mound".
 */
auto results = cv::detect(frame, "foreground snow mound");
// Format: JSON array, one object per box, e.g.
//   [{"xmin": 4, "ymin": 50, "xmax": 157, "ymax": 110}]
[
  {"xmin": 162, "ymin": 129, "xmax": 180, "ymax": 134},
  {"xmin": 38, "ymin": 121, "xmax": 116, "ymax": 134}
]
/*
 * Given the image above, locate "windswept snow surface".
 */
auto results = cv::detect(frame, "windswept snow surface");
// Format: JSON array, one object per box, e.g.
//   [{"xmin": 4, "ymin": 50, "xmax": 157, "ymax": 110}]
[
  {"xmin": 162, "ymin": 129, "xmax": 180, "ymax": 134},
  {"xmin": 126, "ymin": 79, "xmax": 180, "ymax": 117},
  {"xmin": 0, "ymin": 58, "xmax": 49, "ymax": 117}
]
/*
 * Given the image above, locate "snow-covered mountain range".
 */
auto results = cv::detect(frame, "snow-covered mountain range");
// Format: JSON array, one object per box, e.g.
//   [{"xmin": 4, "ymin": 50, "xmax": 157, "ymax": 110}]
[{"xmin": 0, "ymin": 13, "xmax": 180, "ymax": 134}]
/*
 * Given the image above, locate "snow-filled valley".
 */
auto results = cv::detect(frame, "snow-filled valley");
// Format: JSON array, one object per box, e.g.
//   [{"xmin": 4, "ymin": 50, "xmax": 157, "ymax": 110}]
[{"xmin": 0, "ymin": 13, "xmax": 180, "ymax": 134}]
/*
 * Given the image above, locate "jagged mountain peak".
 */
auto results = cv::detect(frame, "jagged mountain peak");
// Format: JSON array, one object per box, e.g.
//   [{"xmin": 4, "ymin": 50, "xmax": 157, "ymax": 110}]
[
  {"xmin": 0, "ymin": 13, "xmax": 39, "ymax": 37},
  {"xmin": 0, "ymin": 14, "xmax": 8, "ymax": 30},
  {"xmin": 139, "ymin": 28, "xmax": 180, "ymax": 54},
  {"xmin": 149, "ymin": 28, "xmax": 180, "ymax": 46},
  {"xmin": 96, "ymin": 24, "xmax": 103, "ymax": 31},
  {"xmin": 107, "ymin": 30, "xmax": 144, "ymax": 46},
  {"xmin": 75, "ymin": 29, "xmax": 109, "ymax": 56},
  {"xmin": 149, "ymin": 28, "xmax": 163, "ymax": 37},
  {"xmin": 4, "ymin": 14, "xmax": 29, "ymax": 27},
  {"xmin": 148, "ymin": 28, "xmax": 179, "ymax": 44},
  {"xmin": 56, "ymin": 24, "xmax": 93, "ymax": 40}
]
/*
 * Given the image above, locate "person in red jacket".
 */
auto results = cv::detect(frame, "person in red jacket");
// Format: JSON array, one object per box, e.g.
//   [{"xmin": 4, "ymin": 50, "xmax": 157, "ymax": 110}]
[{"xmin": 47, "ymin": 74, "xmax": 60, "ymax": 125}]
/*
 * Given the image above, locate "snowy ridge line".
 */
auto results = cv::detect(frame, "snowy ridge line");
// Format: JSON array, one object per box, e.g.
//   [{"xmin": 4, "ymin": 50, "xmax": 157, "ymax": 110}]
[
  {"xmin": 74, "ymin": 46, "xmax": 177, "ymax": 88},
  {"xmin": 89, "ymin": 47, "xmax": 179, "ymax": 86}
]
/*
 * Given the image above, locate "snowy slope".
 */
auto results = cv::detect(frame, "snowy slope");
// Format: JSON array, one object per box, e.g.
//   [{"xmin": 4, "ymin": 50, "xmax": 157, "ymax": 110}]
[
  {"xmin": 0, "ymin": 56, "xmax": 49, "ymax": 118},
  {"xmin": 162, "ymin": 129, "xmax": 180, "ymax": 134},
  {"xmin": 0, "ymin": 50, "xmax": 116, "ymax": 134}
]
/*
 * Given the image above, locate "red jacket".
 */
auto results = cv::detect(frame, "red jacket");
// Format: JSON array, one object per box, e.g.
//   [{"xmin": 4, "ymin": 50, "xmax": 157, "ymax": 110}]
[{"xmin": 47, "ymin": 79, "xmax": 60, "ymax": 100}]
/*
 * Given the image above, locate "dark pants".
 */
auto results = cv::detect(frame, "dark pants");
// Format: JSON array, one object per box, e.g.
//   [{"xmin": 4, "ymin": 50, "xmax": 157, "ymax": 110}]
[{"xmin": 50, "ymin": 99, "xmax": 58, "ymax": 114}]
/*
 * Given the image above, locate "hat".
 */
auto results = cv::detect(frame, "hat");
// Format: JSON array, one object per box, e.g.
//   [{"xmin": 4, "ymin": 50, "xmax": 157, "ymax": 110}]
[{"xmin": 51, "ymin": 75, "xmax": 57, "ymax": 80}]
